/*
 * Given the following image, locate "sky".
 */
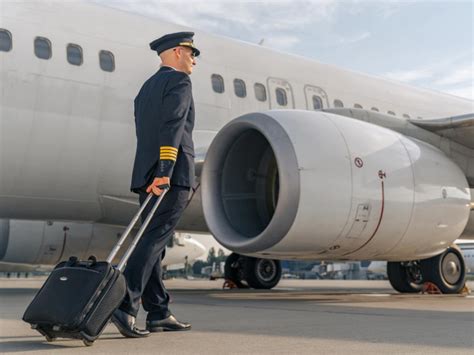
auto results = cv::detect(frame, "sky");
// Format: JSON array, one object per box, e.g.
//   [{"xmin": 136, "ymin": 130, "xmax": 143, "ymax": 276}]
[{"xmin": 93, "ymin": 0, "xmax": 473, "ymax": 101}]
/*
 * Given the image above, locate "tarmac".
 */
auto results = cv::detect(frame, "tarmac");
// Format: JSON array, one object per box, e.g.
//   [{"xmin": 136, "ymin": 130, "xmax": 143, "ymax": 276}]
[{"xmin": 0, "ymin": 278, "xmax": 473, "ymax": 354}]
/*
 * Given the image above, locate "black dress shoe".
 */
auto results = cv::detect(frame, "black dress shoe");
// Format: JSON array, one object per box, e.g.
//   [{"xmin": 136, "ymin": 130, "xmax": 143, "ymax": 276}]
[
  {"xmin": 146, "ymin": 315, "xmax": 191, "ymax": 332},
  {"xmin": 111, "ymin": 309, "xmax": 150, "ymax": 338}
]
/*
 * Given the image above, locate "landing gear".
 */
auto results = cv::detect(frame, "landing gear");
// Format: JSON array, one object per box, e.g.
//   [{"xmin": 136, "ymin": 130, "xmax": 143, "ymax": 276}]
[
  {"xmin": 420, "ymin": 246, "xmax": 466, "ymax": 294},
  {"xmin": 224, "ymin": 253, "xmax": 282, "ymax": 289},
  {"xmin": 244, "ymin": 257, "xmax": 282, "ymax": 289},
  {"xmin": 387, "ymin": 261, "xmax": 424, "ymax": 293},
  {"xmin": 387, "ymin": 246, "xmax": 466, "ymax": 294},
  {"xmin": 224, "ymin": 253, "xmax": 247, "ymax": 288}
]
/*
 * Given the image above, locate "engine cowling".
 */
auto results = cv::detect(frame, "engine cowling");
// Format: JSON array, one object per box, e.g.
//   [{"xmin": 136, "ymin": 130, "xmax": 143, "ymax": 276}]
[{"xmin": 201, "ymin": 110, "xmax": 471, "ymax": 261}]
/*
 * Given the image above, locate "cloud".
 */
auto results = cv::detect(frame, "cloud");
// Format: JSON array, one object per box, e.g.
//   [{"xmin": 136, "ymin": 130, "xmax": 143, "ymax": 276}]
[
  {"xmin": 382, "ymin": 59, "xmax": 473, "ymax": 100},
  {"xmin": 96, "ymin": 0, "xmax": 337, "ymax": 32},
  {"xmin": 333, "ymin": 31, "xmax": 371, "ymax": 45}
]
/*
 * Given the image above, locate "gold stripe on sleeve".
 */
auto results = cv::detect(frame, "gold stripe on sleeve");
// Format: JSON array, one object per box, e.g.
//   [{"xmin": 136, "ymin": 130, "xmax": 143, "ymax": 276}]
[
  {"xmin": 160, "ymin": 146, "xmax": 178, "ymax": 152},
  {"xmin": 160, "ymin": 155, "xmax": 177, "ymax": 161},
  {"xmin": 160, "ymin": 150, "xmax": 178, "ymax": 156},
  {"xmin": 160, "ymin": 151, "xmax": 177, "ymax": 157}
]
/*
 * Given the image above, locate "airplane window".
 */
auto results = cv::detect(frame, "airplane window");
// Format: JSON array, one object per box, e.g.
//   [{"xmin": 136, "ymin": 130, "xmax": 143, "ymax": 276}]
[
  {"xmin": 371, "ymin": 107, "xmax": 379, "ymax": 112},
  {"xmin": 234, "ymin": 79, "xmax": 246, "ymax": 98},
  {"xmin": 354, "ymin": 104, "xmax": 363, "ymax": 109},
  {"xmin": 67, "ymin": 44, "xmax": 83, "ymax": 66},
  {"xmin": 387, "ymin": 111, "xmax": 396, "ymax": 116},
  {"xmin": 403, "ymin": 114, "xmax": 410, "ymax": 119},
  {"xmin": 312, "ymin": 95, "xmax": 323, "ymax": 110},
  {"xmin": 276, "ymin": 88, "xmax": 287, "ymax": 106},
  {"xmin": 254, "ymin": 83, "xmax": 267, "ymax": 101},
  {"xmin": 99, "ymin": 50, "xmax": 115, "ymax": 72},
  {"xmin": 333, "ymin": 99, "xmax": 344, "ymax": 108},
  {"xmin": 0, "ymin": 29, "xmax": 12, "ymax": 52},
  {"xmin": 211, "ymin": 74, "xmax": 225, "ymax": 93},
  {"xmin": 34, "ymin": 37, "xmax": 52, "ymax": 60}
]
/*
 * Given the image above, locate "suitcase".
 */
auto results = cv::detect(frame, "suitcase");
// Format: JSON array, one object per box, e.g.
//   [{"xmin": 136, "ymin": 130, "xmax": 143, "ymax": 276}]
[{"xmin": 23, "ymin": 190, "xmax": 168, "ymax": 346}]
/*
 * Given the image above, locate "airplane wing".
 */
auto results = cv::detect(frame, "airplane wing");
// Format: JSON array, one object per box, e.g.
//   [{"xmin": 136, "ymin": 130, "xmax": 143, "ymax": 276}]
[{"xmin": 408, "ymin": 113, "xmax": 474, "ymax": 149}]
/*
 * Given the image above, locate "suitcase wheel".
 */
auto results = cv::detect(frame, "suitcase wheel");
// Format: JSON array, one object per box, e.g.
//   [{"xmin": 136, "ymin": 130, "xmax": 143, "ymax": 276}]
[
  {"xmin": 83, "ymin": 339, "xmax": 94, "ymax": 347},
  {"xmin": 45, "ymin": 335, "xmax": 56, "ymax": 342}
]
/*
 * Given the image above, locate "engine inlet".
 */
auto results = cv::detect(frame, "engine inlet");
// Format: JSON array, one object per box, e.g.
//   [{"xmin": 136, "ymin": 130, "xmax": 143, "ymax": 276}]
[{"xmin": 201, "ymin": 112, "xmax": 300, "ymax": 253}]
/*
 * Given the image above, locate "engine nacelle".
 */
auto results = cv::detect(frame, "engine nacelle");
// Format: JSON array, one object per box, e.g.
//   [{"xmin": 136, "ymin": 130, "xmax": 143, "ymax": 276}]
[{"xmin": 201, "ymin": 110, "xmax": 471, "ymax": 261}]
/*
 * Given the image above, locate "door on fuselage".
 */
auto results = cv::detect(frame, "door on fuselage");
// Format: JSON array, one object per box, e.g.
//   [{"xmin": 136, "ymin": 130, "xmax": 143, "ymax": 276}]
[
  {"xmin": 304, "ymin": 85, "xmax": 329, "ymax": 110},
  {"xmin": 267, "ymin": 78, "xmax": 294, "ymax": 109}
]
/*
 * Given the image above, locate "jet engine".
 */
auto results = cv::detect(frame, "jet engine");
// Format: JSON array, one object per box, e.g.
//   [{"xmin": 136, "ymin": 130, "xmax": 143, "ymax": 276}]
[{"xmin": 201, "ymin": 110, "xmax": 471, "ymax": 261}]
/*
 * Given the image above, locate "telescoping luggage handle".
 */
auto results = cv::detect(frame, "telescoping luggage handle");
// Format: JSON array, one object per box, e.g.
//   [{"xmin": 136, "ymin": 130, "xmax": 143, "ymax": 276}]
[{"xmin": 106, "ymin": 188, "xmax": 169, "ymax": 271}]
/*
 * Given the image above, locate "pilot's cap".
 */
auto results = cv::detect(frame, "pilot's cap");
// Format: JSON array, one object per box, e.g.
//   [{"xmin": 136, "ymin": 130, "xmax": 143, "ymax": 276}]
[{"xmin": 149, "ymin": 31, "xmax": 200, "ymax": 57}]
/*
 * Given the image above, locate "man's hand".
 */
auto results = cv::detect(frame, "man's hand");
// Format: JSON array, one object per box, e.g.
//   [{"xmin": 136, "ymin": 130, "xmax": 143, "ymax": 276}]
[{"xmin": 146, "ymin": 177, "xmax": 170, "ymax": 196}]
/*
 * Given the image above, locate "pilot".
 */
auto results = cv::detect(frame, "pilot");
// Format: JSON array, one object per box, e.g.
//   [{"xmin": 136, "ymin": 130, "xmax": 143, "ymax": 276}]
[{"xmin": 112, "ymin": 31, "xmax": 199, "ymax": 338}]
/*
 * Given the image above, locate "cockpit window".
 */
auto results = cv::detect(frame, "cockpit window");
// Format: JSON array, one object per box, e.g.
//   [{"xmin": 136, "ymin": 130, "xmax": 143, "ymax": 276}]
[
  {"xmin": 0, "ymin": 29, "xmax": 12, "ymax": 52},
  {"xmin": 34, "ymin": 37, "xmax": 52, "ymax": 60},
  {"xmin": 99, "ymin": 50, "xmax": 115, "ymax": 72},
  {"xmin": 67, "ymin": 44, "xmax": 83, "ymax": 66}
]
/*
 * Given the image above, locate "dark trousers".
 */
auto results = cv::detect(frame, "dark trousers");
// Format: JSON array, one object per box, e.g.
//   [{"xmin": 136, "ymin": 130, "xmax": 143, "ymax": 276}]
[{"xmin": 119, "ymin": 185, "xmax": 190, "ymax": 321}]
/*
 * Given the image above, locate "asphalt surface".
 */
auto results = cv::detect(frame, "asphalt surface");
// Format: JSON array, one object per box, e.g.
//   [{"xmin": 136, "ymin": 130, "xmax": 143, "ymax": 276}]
[{"xmin": 0, "ymin": 278, "xmax": 473, "ymax": 354}]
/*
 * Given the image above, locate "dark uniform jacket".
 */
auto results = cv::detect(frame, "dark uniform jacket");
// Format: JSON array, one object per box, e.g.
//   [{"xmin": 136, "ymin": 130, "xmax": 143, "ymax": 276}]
[{"xmin": 131, "ymin": 66, "xmax": 195, "ymax": 193}]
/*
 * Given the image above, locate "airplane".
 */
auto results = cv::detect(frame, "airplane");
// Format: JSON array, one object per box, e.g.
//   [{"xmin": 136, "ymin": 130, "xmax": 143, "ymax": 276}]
[
  {"xmin": 0, "ymin": 1, "xmax": 472, "ymax": 294},
  {"xmin": 0, "ymin": 232, "xmax": 206, "ymax": 274}
]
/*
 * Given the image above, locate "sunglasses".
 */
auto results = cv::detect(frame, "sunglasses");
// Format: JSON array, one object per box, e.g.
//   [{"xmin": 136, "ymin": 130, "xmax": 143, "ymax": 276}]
[{"xmin": 174, "ymin": 46, "xmax": 196, "ymax": 58}]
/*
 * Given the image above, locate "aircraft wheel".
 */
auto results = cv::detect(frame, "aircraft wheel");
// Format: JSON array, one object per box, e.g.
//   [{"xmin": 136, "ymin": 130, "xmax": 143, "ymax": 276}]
[
  {"xmin": 387, "ymin": 261, "xmax": 423, "ymax": 293},
  {"xmin": 244, "ymin": 257, "xmax": 282, "ymax": 289},
  {"xmin": 420, "ymin": 246, "xmax": 466, "ymax": 294},
  {"xmin": 224, "ymin": 253, "xmax": 247, "ymax": 288}
]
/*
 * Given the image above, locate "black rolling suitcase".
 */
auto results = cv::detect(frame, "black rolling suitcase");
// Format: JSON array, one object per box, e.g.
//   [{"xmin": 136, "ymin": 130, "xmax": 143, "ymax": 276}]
[{"xmin": 23, "ymin": 191, "xmax": 168, "ymax": 346}]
